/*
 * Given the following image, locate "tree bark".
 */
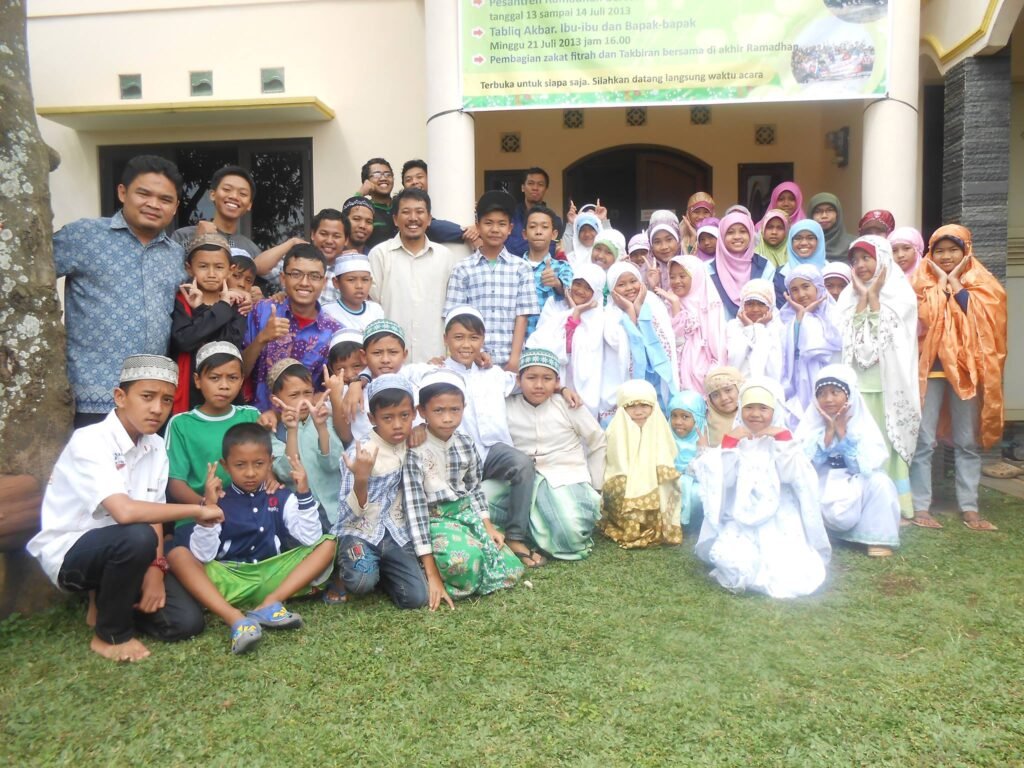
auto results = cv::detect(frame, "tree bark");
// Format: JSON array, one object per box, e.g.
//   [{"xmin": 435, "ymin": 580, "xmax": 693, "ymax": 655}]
[{"xmin": 0, "ymin": 0, "xmax": 72, "ymax": 487}]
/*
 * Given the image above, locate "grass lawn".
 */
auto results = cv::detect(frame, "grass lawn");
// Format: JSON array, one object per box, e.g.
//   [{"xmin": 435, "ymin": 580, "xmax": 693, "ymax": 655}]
[{"xmin": 2, "ymin": 485, "xmax": 1022, "ymax": 767}]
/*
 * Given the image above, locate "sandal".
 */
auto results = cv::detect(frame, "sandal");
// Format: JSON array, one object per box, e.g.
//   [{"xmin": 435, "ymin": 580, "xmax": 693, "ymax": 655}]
[
  {"xmin": 911, "ymin": 512, "xmax": 943, "ymax": 529},
  {"xmin": 320, "ymin": 582, "xmax": 348, "ymax": 606},
  {"xmin": 509, "ymin": 544, "xmax": 546, "ymax": 568},
  {"xmin": 230, "ymin": 617, "xmax": 263, "ymax": 655},
  {"xmin": 248, "ymin": 601, "xmax": 304, "ymax": 630},
  {"xmin": 981, "ymin": 462, "xmax": 1024, "ymax": 479},
  {"xmin": 866, "ymin": 546, "xmax": 893, "ymax": 558},
  {"xmin": 962, "ymin": 512, "xmax": 998, "ymax": 532}
]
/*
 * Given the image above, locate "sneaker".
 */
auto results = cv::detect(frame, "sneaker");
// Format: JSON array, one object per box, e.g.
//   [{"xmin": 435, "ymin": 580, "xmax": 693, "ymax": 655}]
[
  {"xmin": 230, "ymin": 618, "xmax": 263, "ymax": 655},
  {"xmin": 247, "ymin": 601, "xmax": 303, "ymax": 630}
]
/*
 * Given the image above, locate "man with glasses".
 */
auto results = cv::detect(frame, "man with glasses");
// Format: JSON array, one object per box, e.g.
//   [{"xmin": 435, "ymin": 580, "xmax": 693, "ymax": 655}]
[
  {"xmin": 357, "ymin": 158, "xmax": 398, "ymax": 250},
  {"xmin": 242, "ymin": 243, "xmax": 341, "ymax": 410}
]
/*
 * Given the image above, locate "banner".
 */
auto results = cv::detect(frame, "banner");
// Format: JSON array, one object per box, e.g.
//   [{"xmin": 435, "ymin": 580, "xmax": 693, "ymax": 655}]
[{"xmin": 460, "ymin": 0, "xmax": 890, "ymax": 111}]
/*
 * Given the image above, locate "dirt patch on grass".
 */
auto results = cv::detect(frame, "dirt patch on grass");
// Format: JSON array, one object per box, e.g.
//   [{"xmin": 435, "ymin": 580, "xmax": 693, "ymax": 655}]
[{"xmin": 877, "ymin": 573, "xmax": 921, "ymax": 596}]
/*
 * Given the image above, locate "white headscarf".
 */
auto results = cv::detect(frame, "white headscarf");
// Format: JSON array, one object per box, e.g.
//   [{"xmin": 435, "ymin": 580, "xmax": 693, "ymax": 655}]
[{"xmin": 835, "ymin": 235, "xmax": 920, "ymax": 462}]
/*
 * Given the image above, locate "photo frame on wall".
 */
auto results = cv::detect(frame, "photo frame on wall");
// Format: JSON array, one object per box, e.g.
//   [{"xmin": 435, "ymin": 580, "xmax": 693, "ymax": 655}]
[{"xmin": 737, "ymin": 163, "xmax": 794, "ymax": 223}]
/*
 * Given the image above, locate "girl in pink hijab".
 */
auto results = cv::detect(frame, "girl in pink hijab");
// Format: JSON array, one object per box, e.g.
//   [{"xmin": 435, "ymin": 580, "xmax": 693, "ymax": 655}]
[
  {"xmin": 888, "ymin": 227, "xmax": 924, "ymax": 275},
  {"xmin": 764, "ymin": 181, "xmax": 806, "ymax": 224},
  {"xmin": 709, "ymin": 210, "xmax": 778, "ymax": 320},
  {"xmin": 654, "ymin": 254, "xmax": 728, "ymax": 393}
]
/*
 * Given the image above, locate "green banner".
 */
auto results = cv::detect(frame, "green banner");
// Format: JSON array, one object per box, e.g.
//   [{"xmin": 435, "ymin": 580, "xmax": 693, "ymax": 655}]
[{"xmin": 460, "ymin": 0, "xmax": 890, "ymax": 110}]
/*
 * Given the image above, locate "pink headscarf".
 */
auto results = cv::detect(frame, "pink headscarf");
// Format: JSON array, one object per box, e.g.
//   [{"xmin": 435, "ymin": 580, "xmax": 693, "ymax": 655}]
[
  {"xmin": 714, "ymin": 210, "xmax": 757, "ymax": 305},
  {"xmin": 765, "ymin": 181, "xmax": 806, "ymax": 223},
  {"xmin": 668, "ymin": 255, "xmax": 727, "ymax": 392},
  {"xmin": 888, "ymin": 226, "xmax": 924, "ymax": 274}
]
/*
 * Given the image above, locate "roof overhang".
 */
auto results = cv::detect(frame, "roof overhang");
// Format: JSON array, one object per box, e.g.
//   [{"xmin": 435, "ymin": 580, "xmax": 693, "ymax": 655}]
[{"xmin": 36, "ymin": 96, "xmax": 335, "ymax": 131}]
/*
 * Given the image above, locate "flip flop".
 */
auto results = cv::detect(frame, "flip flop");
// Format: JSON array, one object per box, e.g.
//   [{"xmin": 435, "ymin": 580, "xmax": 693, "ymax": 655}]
[
  {"xmin": 911, "ymin": 514, "xmax": 943, "ymax": 529},
  {"xmin": 962, "ymin": 514, "xmax": 998, "ymax": 532},
  {"xmin": 511, "ymin": 547, "xmax": 546, "ymax": 568},
  {"xmin": 320, "ymin": 583, "xmax": 348, "ymax": 606},
  {"xmin": 866, "ymin": 546, "xmax": 893, "ymax": 558}
]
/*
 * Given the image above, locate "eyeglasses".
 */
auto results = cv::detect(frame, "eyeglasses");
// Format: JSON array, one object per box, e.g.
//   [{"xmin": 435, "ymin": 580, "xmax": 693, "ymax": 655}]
[
  {"xmin": 283, "ymin": 270, "xmax": 325, "ymax": 283},
  {"xmin": 369, "ymin": 171, "xmax": 394, "ymax": 180}
]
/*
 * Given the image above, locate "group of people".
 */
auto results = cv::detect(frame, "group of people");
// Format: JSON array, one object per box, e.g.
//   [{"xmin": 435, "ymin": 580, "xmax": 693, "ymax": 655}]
[{"xmin": 29, "ymin": 154, "xmax": 1008, "ymax": 663}]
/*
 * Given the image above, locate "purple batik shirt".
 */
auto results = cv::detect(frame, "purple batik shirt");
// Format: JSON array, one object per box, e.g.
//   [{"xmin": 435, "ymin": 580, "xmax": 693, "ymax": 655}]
[{"xmin": 244, "ymin": 298, "xmax": 341, "ymax": 410}]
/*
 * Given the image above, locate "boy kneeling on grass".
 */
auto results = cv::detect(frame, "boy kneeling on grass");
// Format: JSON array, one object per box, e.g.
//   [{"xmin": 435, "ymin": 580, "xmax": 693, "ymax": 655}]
[
  {"xmin": 27, "ymin": 355, "xmax": 223, "ymax": 663},
  {"xmin": 167, "ymin": 423, "xmax": 336, "ymax": 654}
]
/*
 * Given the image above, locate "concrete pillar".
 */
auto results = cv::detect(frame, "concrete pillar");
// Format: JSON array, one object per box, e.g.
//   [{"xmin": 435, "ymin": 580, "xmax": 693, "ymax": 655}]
[
  {"xmin": 941, "ymin": 54, "xmax": 1011, "ymax": 279},
  {"xmin": 424, "ymin": 0, "xmax": 476, "ymax": 224},
  {"xmin": 861, "ymin": 0, "xmax": 920, "ymax": 227}
]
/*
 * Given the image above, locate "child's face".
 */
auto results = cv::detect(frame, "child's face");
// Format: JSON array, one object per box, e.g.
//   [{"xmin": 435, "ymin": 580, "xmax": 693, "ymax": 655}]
[
  {"xmin": 186, "ymin": 248, "xmax": 230, "ymax": 294},
  {"xmin": 763, "ymin": 219, "xmax": 786, "ymax": 247},
  {"xmin": 743, "ymin": 300, "xmax": 769, "ymax": 324},
  {"xmin": 669, "ymin": 262, "xmax": 692, "ymax": 297},
  {"xmin": 335, "ymin": 271, "xmax": 372, "ymax": 307},
  {"xmin": 671, "ymin": 409, "xmax": 695, "ymax": 438},
  {"xmin": 370, "ymin": 396, "xmax": 415, "ymax": 445},
  {"xmin": 519, "ymin": 366, "xmax": 559, "ymax": 406},
  {"xmin": 627, "ymin": 249, "xmax": 649, "ymax": 268},
  {"xmin": 651, "ymin": 231, "xmax": 678, "ymax": 263},
  {"xmin": 227, "ymin": 265, "xmax": 256, "ymax": 293},
  {"xmin": 724, "ymin": 223, "xmax": 751, "ymax": 254},
  {"xmin": 791, "ymin": 230, "xmax": 819, "ymax": 259},
  {"xmin": 569, "ymin": 279, "xmax": 595, "ymax": 306},
  {"xmin": 331, "ymin": 351, "xmax": 365, "ymax": 384},
  {"xmin": 478, "ymin": 211, "xmax": 512, "ymax": 249},
  {"xmin": 615, "ymin": 272, "xmax": 642, "ymax": 303},
  {"xmin": 418, "ymin": 392, "xmax": 464, "ymax": 442},
  {"xmin": 282, "ymin": 256, "xmax": 326, "ymax": 312},
  {"xmin": 891, "ymin": 243, "xmax": 917, "ymax": 272},
  {"xmin": 113, "ymin": 379, "xmax": 176, "ymax": 438},
  {"xmin": 274, "ymin": 374, "xmax": 315, "ymax": 416},
  {"xmin": 222, "ymin": 442, "xmax": 272, "ymax": 493},
  {"xmin": 787, "ymin": 277, "xmax": 818, "ymax": 308},
  {"xmin": 812, "ymin": 203, "xmax": 837, "ymax": 231},
  {"xmin": 311, "ymin": 219, "xmax": 347, "ymax": 259},
  {"xmin": 850, "ymin": 248, "xmax": 878, "ymax": 283},
  {"xmin": 823, "ymin": 277, "xmax": 847, "ymax": 299},
  {"xmin": 815, "ymin": 384, "xmax": 849, "ymax": 417},
  {"xmin": 859, "ymin": 221, "xmax": 888, "ymax": 237},
  {"xmin": 776, "ymin": 191, "xmax": 797, "ymax": 217},
  {"xmin": 591, "ymin": 243, "xmax": 616, "ymax": 269},
  {"xmin": 709, "ymin": 384, "xmax": 738, "ymax": 413},
  {"xmin": 689, "ymin": 207, "xmax": 711, "ymax": 227},
  {"xmin": 624, "ymin": 402, "xmax": 653, "ymax": 427},
  {"xmin": 697, "ymin": 233, "xmax": 717, "ymax": 256},
  {"xmin": 578, "ymin": 224, "xmax": 598, "ymax": 248},
  {"xmin": 211, "ymin": 175, "xmax": 253, "ymax": 222},
  {"xmin": 525, "ymin": 214, "xmax": 557, "ymax": 254},
  {"xmin": 193, "ymin": 359, "xmax": 243, "ymax": 413},
  {"xmin": 930, "ymin": 241, "xmax": 965, "ymax": 273},
  {"xmin": 364, "ymin": 335, "xmax": 408, "ymax": 376},
  {"xmin": 444, "ymin": 320, "xmax": 484, "ymax": 366},
  {"xmin": 742, "ymin": 403, "xmax": 774, "ymax": 435}
]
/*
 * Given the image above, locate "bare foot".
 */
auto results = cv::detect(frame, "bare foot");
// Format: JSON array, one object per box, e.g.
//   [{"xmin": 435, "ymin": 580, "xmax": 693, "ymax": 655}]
[
  {"xmin": 90, "ymin": 636, "xmax": 151, "ymax": 662},
  {"xmin": 85, "ymin": 591, "xmax": 97, "ymax": 628}
]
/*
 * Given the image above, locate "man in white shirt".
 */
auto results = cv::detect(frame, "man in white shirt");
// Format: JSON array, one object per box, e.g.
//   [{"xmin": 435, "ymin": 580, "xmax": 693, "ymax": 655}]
[
  {"xmin": 369, "ymin": 188, "xmax": 463, "ymax": 363},
  {"xmin": 26, "ymin": 355, "xmax": 223, "ymax": 662}
]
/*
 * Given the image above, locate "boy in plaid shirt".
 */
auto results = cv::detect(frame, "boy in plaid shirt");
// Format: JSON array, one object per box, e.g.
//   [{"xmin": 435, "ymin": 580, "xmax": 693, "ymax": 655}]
[{"xmin": 444, "ymin": 190, "xmax": 540, "ymax": 370}]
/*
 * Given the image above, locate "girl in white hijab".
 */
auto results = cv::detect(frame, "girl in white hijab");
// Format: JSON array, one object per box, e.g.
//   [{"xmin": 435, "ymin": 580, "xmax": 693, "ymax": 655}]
[{"xmin": 835, "ymin": 235, "xmax": 920, "ymax": 519}]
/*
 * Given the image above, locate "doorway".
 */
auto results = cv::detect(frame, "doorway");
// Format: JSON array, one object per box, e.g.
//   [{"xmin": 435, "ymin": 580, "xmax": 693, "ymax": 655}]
[{"xmin": 563, "ymin": 145, "xmax": 712, "ymax": 237}]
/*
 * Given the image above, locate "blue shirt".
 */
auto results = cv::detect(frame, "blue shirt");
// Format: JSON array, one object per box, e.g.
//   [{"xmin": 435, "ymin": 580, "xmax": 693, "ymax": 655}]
[
  {"xmin": 54, "ymin": 211, "xmax": 185, "ymax": 413},
  {"xmin": 524, "ymin": 254, "xmax": 573, "ymax": 336},
  {"xmin": 243, "ymin": 298, "xmax": 341, "ymax": 410}
]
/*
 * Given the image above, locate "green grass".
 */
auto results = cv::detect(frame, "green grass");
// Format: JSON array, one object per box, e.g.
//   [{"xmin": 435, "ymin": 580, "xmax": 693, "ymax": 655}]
[{"xmin": 2, "ymin": 486, "xmax": 1022, "ymax": 767}]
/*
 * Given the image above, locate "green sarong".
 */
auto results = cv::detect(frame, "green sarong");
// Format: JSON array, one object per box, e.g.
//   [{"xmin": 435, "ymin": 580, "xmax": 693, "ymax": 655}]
[{"xmin": 430, "ymin": 498, "xmax": 523, "ymax": 599}]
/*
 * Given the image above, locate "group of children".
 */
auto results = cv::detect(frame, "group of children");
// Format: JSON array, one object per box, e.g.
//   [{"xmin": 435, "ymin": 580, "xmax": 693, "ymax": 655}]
[{"xmin": 29, "ymin": 177, "xmax": 1008, "ymax": 663}]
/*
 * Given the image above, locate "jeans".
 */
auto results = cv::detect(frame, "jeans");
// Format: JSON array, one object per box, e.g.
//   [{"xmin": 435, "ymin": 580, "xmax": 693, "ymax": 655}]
[
  {"xmin": 336, "ymin": 532, "xmax": 427, "ymax": 609},
  {"xmin": 483, "ymin": 443, "xmax": 535, "ymax": 543},
  {"xmin": 59, "ymin": 524, "xmax": 205, "ymax": 644},
  {"xmin": 909, "ymin": 377, "xmax": 981, "ymax": 512}
]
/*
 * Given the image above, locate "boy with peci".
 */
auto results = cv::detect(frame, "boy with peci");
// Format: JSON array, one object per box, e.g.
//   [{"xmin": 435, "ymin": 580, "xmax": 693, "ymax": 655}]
[
  {"xmin": 168, "ymin": 423, "xmax": 337, "ymax": 654},
  {"xmin": 27, "ymin": 355, "xmax": 221, "ymax": 663},
  {"xmin": 444, "ymin": 190, "xmax": 540, "ymax": 371}
]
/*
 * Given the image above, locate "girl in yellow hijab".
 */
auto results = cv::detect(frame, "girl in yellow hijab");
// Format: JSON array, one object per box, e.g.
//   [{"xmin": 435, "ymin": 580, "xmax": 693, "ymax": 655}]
[{"xmin": 600, "ymin": 380, "xmax": 682, "ymax": 548}]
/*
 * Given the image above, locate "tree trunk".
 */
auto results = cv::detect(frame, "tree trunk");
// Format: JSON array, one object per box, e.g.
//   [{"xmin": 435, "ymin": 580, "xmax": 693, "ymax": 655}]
[{"xmin": 0, "ymin": 0, "xmax": 72, "ymax": 614}]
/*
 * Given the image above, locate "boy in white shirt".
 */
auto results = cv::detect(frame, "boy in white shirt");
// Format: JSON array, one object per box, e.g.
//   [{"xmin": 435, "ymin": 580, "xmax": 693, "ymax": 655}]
[{"xmin": 322, "ymin": 253, "xmax": 385, "ymax": 332}]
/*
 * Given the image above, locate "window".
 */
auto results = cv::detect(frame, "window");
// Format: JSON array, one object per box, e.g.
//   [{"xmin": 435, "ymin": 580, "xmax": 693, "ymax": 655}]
[{"xmin": 98, "ymin": 138, "xmax": 313, "ymax": 249}]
